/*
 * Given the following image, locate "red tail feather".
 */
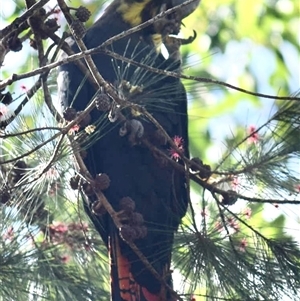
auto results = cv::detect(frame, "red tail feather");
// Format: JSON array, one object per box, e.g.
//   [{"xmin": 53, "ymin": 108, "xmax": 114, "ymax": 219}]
[{"xmin": 110, "ymin": 234, "xmax": 164, "ymax": 301}]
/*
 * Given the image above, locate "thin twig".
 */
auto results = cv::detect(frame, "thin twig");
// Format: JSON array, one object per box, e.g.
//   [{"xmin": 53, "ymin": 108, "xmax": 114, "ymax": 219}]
[
  {"xmin": 0, "ymin": 127, "xmax": 61, "ymax": 138},
  {"xmin": 0, "ymin": 0, "xmax": 50, "ymax": 39},
  {"xmin": 70, "ymin": 135, "xmax": 183, "ymax": 300},
  {"xmin": 143, "ymin": 139, "xmax": 300, "ymax": 205},
  {"xmin": 0, "ymin": 97, "xmax": 97, "ymax": 165},
  {"xmin": 99, "ymin": 0, "xmax": 199, "ymax": 49},
  {"xmin": 103, "ymin": 49, "xmax": 300, "ymax": 102},
  {"xmin": 2, "ymin": 44, "xmax": 299, "ymax": 103}
]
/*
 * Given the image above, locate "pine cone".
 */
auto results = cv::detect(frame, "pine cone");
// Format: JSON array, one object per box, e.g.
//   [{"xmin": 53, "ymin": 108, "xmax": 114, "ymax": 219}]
[
  {"xmin": 0, "ymin": 91, "xmax": 12, "ymax": 105},
  {"xmin": 14, "ymin": 160, "xmax": 27, "ymax": 170},
  {"xmin": 44, "ymin": 18, "xmax": 59, "ymax": 33},
  {"xmin": 75, "ymin": 6, "xmax": 91, "ymax": 23},
  {"xmin": 134, "ymin": 225, "xmax": 147, "ymax": 239},
  {"xmin": 119, "ymin": 225, "xmax": 136, "ymax": 241},
  {"xmin": 130, "ymin": 212, "xmax": 144, "ymax": 226},
  {"xmin": 7, "ymin": 36, "xmax": 22, "ymax": 52},
  {"xmin": 95, "ymin": 94, "xmax": 111, "ymax": 112},
  {"xmin": 0, "ymin": 189, "xmax": 10, "ymax": 204},
  {"xmin": 70, "ymin": 175, "xmax": 80, "ymax": 190},
  {"xmin": 222, "ymin": 190, "xmax": 238, "ymax": 206},
  {"xmin": 63, "ymin": 107, "xmax": 77, "ymax": 121},
  {"xmin": 191, "ymin": 157, "xmax": 211, "ymax": 179},
  {"xmin": 190, "ymin": 157, "xmax": 203, "ymax": 171},
  {"xmin": 13, "ymin": 160, "xmax": 27, "ymax": 183},
  {"xmin": 94, "ymin": 173, "xmax": 110, "ymax": 190},
  {"xmin": 119, "ymin": 197, "xmax": 136, "ymax": 212}
]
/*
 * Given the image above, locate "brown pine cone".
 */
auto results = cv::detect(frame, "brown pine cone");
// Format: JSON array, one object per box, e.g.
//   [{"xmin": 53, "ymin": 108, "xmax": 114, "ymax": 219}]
[
  {"xmin": 75, "ymin": 6, "xmax": 91, "ymax": 23},
  {"xmin": 130, "ymin": 212, "xmax": 144, "ymax": 226},
  {"xmin": 119, "ymin": 197, "xmax": 136, "ymax": 212},
  {"xmin": 94, "ymin": 173, "xmax": 110, "ymax": 191},
  {"xmin": 95, "ymin": 94, "xmax": 111, "ymax": 112},
  {"xmin": 119, "ymin": 225, "xmax": 137, "ymax": 242},
  {"xmin": 63, "ymin": 107, "xmax": 77, "ymax": 121}
]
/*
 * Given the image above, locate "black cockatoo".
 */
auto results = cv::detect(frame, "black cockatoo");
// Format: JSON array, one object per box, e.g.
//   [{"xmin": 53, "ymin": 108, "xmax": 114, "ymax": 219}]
[{"xmin": 57, "ymin": 0, "xmax": 199, "ymax": 300}]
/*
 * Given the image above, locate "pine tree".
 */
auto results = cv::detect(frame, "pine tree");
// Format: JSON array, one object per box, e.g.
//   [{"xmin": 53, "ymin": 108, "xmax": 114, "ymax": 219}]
[{"xmin": 0, "ymin": 1, "xmax": 299, "ymax": 301}]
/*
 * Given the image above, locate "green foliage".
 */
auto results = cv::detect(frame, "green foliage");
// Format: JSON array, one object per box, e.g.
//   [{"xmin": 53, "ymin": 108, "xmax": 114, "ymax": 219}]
[{"xmin": 0, "ymin": 0, "xmax": 299, "ymax": 300}]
